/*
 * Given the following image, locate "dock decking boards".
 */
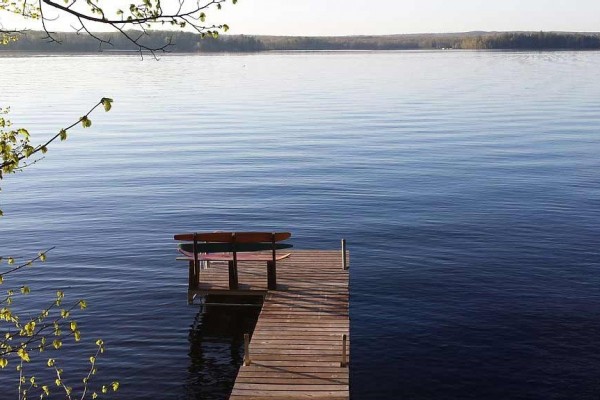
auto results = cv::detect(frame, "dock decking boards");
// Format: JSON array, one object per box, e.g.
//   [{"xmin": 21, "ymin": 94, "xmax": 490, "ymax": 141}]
[{"xmin": 192, "ymin": 250, "xmax": 350, "ymax": 400}]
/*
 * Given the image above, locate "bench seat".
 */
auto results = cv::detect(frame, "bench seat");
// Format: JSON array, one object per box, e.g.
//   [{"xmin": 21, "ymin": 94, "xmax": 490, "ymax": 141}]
[
  {"xmin": 177, "ymin": 252, "xmax": 291, "ymax": 262},
  {"xmin": 174, "ymin": 231, "xmax": 292, "ymax": 296}
]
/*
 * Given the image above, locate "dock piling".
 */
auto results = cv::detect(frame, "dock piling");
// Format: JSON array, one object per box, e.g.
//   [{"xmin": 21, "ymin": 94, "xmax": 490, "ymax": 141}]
[
  {"xmin": 243, "ymin": 333, "xmax": 251, "ymax": 366},
  {"xmin": 341, "ymin": 334, "xmax": 348, "ymax": 367},
  {"xmin": 342, "ymin": 239, "xmax": 348, "ymax": 270}
]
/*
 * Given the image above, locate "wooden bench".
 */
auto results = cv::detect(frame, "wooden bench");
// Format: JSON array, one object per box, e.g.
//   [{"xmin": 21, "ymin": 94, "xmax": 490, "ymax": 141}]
[{"xmin": 173, "ymin": 232, "xmax": 292, "ymax": 292}]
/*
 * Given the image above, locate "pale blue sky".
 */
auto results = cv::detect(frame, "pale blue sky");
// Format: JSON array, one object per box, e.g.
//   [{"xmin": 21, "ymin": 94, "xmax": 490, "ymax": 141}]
[
  {"xmin": 2, "ymin": 0, "xmax": 600, "ymax": 36},
  {"xmin": 224, "ymin": 0, "xmax": 600, "ymax": 35}
]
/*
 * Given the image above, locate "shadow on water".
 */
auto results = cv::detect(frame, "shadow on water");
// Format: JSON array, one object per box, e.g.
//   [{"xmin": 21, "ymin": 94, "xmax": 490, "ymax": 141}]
[{"xmin": 185, "ymin": 295, "xmax": 263, "ymax": 400}]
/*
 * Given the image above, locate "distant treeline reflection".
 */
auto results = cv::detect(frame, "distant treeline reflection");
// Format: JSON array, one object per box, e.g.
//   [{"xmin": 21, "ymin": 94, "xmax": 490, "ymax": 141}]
[{"xmin": 3, "ymin": 31, "xmax": 600, "ymax": 52}]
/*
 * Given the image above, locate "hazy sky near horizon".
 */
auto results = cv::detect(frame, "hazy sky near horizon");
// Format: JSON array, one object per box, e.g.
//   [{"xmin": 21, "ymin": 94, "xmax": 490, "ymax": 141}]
[
  {"xmin": 2, "ymin": 0, "xmax": 600, "ymax": 36},
  {"xmin": 223, "ymin": 0, "xmax": 600, "ymax": 35}
]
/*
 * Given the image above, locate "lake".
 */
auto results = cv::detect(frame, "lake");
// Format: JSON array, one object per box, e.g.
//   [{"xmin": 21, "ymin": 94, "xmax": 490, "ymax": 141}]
[{"xmin": 1, "ymin": 50, "xmax": 600, "ymax": 399}]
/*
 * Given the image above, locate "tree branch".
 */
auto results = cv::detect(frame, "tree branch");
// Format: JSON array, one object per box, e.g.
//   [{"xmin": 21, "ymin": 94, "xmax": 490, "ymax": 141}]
[
  {"xmin": 0, "ymin": 99, "xmax": 106, "ymax": 172},
  {"xmin": 33, "ymin": 0, "xmax": 233, "ymax": 53}
]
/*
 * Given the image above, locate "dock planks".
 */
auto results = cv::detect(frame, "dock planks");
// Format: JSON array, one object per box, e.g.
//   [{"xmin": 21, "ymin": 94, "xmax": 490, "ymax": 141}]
[{"xmin": 194, "ymin": 250, "xmax": 349, "ymax": 400}]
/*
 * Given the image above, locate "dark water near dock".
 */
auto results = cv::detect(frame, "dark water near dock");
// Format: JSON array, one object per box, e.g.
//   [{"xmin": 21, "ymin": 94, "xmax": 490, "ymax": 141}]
[
  {"xmin": 187, "ymin": 295, "xmax": 262, "ymax": 399},
  {"xmin": 1, "ymin": 51, "xmax": 600, "ymax": 399}
]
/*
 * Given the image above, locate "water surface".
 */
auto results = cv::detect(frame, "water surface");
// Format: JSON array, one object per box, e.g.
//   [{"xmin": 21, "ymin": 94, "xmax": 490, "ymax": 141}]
[{"xmin": 1, "ymin": 51, "xmax": 600, "ymax": 399}]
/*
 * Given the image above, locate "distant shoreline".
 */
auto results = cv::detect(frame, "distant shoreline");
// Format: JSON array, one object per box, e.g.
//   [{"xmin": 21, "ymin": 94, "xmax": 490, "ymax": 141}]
[{"xmin": 2, "ymin": 31, "xmax": 600, "ymax": 53}]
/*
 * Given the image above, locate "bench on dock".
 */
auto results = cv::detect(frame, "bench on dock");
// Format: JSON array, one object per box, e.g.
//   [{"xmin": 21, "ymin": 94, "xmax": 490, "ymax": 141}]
[{"xmin": 174, "ymin": 232, "xmax": 293, "ymax": 292}]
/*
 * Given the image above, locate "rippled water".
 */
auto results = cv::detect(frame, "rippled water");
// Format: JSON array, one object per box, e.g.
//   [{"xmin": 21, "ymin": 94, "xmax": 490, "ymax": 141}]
[{"xmin": 1, "ymin": 51, "xmax": 600, "ymax": 399}]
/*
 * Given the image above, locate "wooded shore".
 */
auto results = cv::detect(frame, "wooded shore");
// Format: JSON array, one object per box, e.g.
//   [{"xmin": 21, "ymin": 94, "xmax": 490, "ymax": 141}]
[{"xmin": 2, "ymin": 31, "xmax": 600, "ymax": 53}]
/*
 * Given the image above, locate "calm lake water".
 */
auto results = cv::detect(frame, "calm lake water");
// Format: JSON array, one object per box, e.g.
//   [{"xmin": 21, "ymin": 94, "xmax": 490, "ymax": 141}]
[{"xmin": 1, "ymin": 50, "xmax": 600, "ymax": 399}]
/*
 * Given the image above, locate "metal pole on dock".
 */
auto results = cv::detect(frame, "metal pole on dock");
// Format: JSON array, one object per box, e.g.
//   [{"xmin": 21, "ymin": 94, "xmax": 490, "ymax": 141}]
[
  {"xmin": 341, "ymin": 239, "xmax": 348, "ymax": 270},
  {"xmin": 244, "ymin": 333, "xmax": 251, "ymax": 366},
  {"xmin": 341, "ymin": 334, "xmax": 348, "ymax": 367}
]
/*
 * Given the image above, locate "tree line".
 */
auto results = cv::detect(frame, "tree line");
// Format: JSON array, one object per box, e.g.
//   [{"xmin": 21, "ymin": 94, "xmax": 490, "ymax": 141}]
[{"xmin": 2, "ymin": 31, "xmax": 600, "ymax": 53}]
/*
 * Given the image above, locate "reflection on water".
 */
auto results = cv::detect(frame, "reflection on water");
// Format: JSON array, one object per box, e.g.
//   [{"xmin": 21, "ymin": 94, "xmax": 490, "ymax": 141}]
[{"xmin": 185, "ymin": 295, "xmax": 263, "ymax": 400}]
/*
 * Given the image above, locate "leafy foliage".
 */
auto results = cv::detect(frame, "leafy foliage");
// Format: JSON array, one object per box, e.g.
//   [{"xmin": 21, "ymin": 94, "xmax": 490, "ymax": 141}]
[
  {"xmin": 0, "ymin": 101, "xmax": 117, "ymax": 399},
  {"xmin": 0, "ymin": 99, "xmax": 112, "ymax": 184},
  {"xmin": 0, "ymin": 0, "xmax": 239, "ymax": 54}
]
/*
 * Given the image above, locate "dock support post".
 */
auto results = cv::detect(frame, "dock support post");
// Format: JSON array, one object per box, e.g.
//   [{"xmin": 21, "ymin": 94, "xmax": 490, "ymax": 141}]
[
  {"xmin": 228, "ymin": 261, "xmax": 239, "ymax": 290},
  {"xmin": 267, "ymin": 261, "xmax": 277, "ymax": 290},
  {"xmin": 341, "ymin": 239, "xmax": 348, "ymax": 270},
  {"xmin": 341, "ymin": 334, "xmax": 348, "ymax": 367},
  {"xmin": 244, "ymin": 333, "xmax": 251, "ymax": 366}
]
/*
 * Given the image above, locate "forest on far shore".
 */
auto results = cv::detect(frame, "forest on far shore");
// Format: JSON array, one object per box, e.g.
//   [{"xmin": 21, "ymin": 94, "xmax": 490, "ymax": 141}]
[{"xmin": 2, "ymin": 31, "xmax": 600, "ymax": 53}]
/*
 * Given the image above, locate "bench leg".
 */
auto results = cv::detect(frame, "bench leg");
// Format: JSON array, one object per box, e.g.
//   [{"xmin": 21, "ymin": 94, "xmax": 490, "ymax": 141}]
[
  {"xmin": 188, "ymin": 260, "xmax": 199, "ymax": 290},
  {"xmin": 228, "ymin": 261, "xmax": 239, "ymax": 290},
  {"xmin": 267, "ymin": 261, "xmax": 277, "ymax": 290}
]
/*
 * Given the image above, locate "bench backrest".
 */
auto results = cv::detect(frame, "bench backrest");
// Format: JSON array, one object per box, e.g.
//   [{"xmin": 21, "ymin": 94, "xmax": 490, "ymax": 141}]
[
  {"xmin": 174, "ymin": 231, "xmax": 292, "ymax": 267},
  {"xmin": 174, "ymin": 232, "xmax": 291, "ymax": 243}
]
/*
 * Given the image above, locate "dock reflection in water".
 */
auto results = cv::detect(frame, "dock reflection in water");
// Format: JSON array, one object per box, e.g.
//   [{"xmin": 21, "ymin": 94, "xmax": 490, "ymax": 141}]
[{"xmin": 186, "ymin": 295, "xmax": 263, "ymax": 400}]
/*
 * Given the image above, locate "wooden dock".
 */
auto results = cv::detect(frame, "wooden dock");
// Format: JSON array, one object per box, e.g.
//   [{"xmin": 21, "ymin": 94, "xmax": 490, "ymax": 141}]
[{"xmin": 192, "ymin": 250, "xmax": 350, "ymax": 400}]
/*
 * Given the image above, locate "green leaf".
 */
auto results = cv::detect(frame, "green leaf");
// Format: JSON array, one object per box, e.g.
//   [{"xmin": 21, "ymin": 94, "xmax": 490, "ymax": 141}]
[
  {"xmin": 17, "ymin": 128, "xmax": 30, "ymax": 138},
  {"xmin": 17, "ymin": 348, "xmax": 30, "ymax": 362},
  {"xmin": 59, "ymin": 129, "xmax": 67, "ymax": 141},
  {"xmin": 24, "ymin": 320, "xmax": 35, "ymax": 335},
  {"xmin": 80, "ymin": 116, "xmax": 92, "ymax": 128},
  {"xmin": 101, "ymin": 97, "xmax": 113, "ymax": 112}
]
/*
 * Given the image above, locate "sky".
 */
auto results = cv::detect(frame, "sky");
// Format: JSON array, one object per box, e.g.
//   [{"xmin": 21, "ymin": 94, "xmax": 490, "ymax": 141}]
[
  {"xmin": 2, "ymin": 0, "xmax": 600, "ymax": 36},
  {"xmin": 223, "ymin": 0, "xmax": 600, "ymax": 35}
]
